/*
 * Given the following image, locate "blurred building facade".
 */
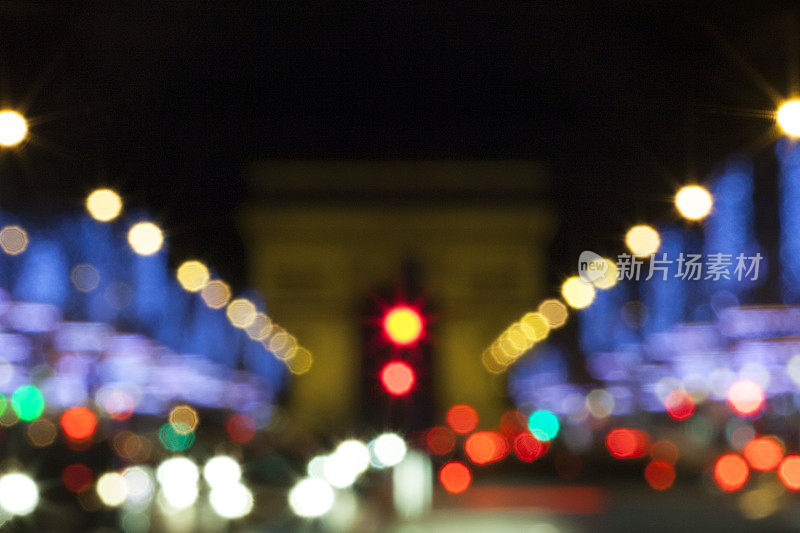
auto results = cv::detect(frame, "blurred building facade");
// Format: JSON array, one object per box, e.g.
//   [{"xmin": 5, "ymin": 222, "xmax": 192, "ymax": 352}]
[{"xmin": 240, "ymin": 161, "xmax": 553, "ymax": 432}]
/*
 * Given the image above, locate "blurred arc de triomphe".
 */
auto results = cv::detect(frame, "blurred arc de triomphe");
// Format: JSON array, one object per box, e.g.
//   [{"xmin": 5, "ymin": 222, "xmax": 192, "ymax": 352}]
[{"xmin": 240, "ymin": 161, "xmax": 553, "ymax": 432}]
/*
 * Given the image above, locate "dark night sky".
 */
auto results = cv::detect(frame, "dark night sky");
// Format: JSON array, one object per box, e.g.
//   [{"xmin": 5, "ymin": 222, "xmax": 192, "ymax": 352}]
[{"xmin": 0, "ymin": 2, "xmax": 796, "ymax": 291}]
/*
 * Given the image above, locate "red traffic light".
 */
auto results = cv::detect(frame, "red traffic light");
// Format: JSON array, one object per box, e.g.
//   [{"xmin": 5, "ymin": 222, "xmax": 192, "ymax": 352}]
[
  {"xmin": 380, "ymin": 361, "xmax": 416, "ymax": 396},
  {"xmin": 382, "ymin": 305, "xmax": 424, "ymax": 346}
]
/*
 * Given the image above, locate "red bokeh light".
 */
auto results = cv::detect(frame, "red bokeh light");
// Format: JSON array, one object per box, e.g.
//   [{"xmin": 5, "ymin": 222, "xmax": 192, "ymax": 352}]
[
  {"xmin": 60, "ymin": 407, "xmax": 98, "ymax": 441},
  {"xmin": 645, "ymin": 460, "xmax": 675, "ymax": 490},
  {"xmin": 742, "ymin": 436, "xmax": 784, "ymax": 472},
  {"xmin": 226, "ymin": 414, "xmax": 257, "ymax": 444},
  {"xmin": 427, "ymin": 426, "xmax": 456, "ymax": 455},
  {"xmin": 513, "ymin": 432, "xmax": 549, "ymax": 462},
  {"xmin": 778, "ymin": 455, "xmax": 800, "ymax": 490},
  {"xmin": 446, "ymin": 404, "xmax": 478, "ymax": 434},
  {"xmin": 664, "ymin": 390, "xmax": 695, "ymax": 421},
  {"xmin": 605, "ymin": 428, "xmax": 649, "ymax": 459},
  {"xmin": 62, "ymin": 463, "xmax": 93, "ymax": 493},
  {"xmin": 465, "ymin": 431, "xmax": 509, "ymax": 465},
  {"xmin": 727, "ymin": 380, "xmax": 765, "ymax": 416},
  {"xmin": 500, "ymin": 410, "xmax": 528, "ymax": 437},
  {"xmin": 439, "ymin": 461, "xmax": 471, "ymax": 494},
  {"xmin": 714, "ymin": 453, "xmax": 749, "ymax": 492},
  {"xmin": 380, "ymin": 361, "xmax": 416, "ymax": 396}
]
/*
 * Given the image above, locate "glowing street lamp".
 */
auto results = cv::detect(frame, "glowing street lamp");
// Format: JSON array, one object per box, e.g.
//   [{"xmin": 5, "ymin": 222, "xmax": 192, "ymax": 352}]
[
  {"xmin": 675, "ymin": 185, "xmax": 713, "ymax": 221},
  {"xmin": 777, "ymin": 99, "xmax": 800, "ymax": 137},
  {"xmin": 0, "ymin": 110, "xmax": 28, "ymax": 147}
]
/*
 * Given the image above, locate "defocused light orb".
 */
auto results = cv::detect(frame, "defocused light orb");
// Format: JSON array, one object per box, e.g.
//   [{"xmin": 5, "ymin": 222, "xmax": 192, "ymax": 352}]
[
  {"xmin": 26, "ymin": 418, "xmax": 56, "ymax": 447},
  {"xmin": 285, "ymin": 347, "xmax": 313, "ymax": 375},
  {"xmin": 62, "ymin": 464, "xmax": 94, "ymax": 493},
  {"xmin": 127, "ymin": 222, "xmax": 163, "ymax": 256},
  {"xmin": 176, "ymin": 260, "xmax": 209, "ymax": 292},
  {"xmin": 528, "ymin": 410, "xmax": 560, "ymax": 441},
  {"xmin": 156, "ymin": 457, "xmax": 199, "ymax": 487},
  {"xmin": 0, "ymin": 111, "xmax": 27, "ymax": 147},
  {"xmin": 625, "ymin": 225, "xmax": 660, "ymax": 257},
  {"xmin": 743, "ymin": 437, "xmax": 784, "ymax": 472},
  {"xmin": 226, "ymin": 298, "xmax": 257, "ymax": 328},
  {"xmin": 513, "ymin": 433, "xmax": 549, "ymax": 462},
  {"xmin": 96, "ymin": 472, "xmax": 127, "ymax": 507},
  {"xmin": 334, "ymin": 440, "xmax": 370, "ymax": 476},
  {"xmin": 464, "ymin": 431, "xmax": 509, "ymax": 465},
  {"xmin": 650, "ymin": 440, "xmax": 679, "ymax": 465},
  {"xmin": 168, "ymin": 404, "xmax": 199, "ymax": 435},
  {"xmin": 160, "ymin": 482, "xmax": 198, "ymax": 510},
  {"xmin": 158, "ymin": 423, "xmax": 195, "ymax": 451},
  {"xmin": 778, "ymin": 455, "xmax": 800, "ymax": 490},
  {"xmin": 60, "ymin": 406, "xmax": 97, "ymax": 440},
  {"xmin": 561, "ymin": 277, "xmax": 595, "ymax": 309},
  {"xmin": 644, "ymin": 460, "xmax": 675, "ymax": 490},
  {"xmin": 380, "ymin": 361, "xmax": 415, "ymax": 396},
  {"xmin": 714, "ymin": 453, "xmax": 749, "ymax": 492},
  {"xmin": 727, "ymin": 380, "xmax": 764, "ymax": 416},
  {"xmin": 201, "ymin": 279, "xmax": 231, "ymax": 309},
  {"xmin": 371, "ymin": 433, "xmax": 407, "ymax": 468},
  {"xmin": 203, "ymin": 456, "xmax": 241, "ymax": 488},
  {"xmin": 0, "ymin": 473, "xmax": 37, "ymax": 515},
  {"xmin": 537, "ymin": 299, "xmax": 568, "ymax": 328},
  {"xmin": 777, "ymin": 99, "xmax": 800, "ymax": 137},
  {"xmin": 439, "ymin": 462, "xmax": 471, "ymax": 494},
  {"xmin": 426, "ymin": 426, "xmax": 456, "ymax": 455},
  {"xmin": 121, "ymin": 466, "xmax": 154, "ymax": 504},
  {"xmin": 245, "ymin": 312, "xmax": 273, "ymax": 340},
  {"xmin": 11, "ymin": 384, "xmax": 44, "ymax": 421},
  {"xmin": 520, "ymin": 312, "xmax": 550, "ymax": 341},
  {"xmin": 446, "ymin": 404, "xmax": 479, "ymax": 434},
  {"xmin": 606, "ymin": 428, "xmax": 649, "ymax": 459},
  {"xmin": 0, "ymin": 225, "xmax": 28, "ymax": 255},
  {"xmin": 592, "ymin": 257, "xmax": 619, "ymax": 289},
  {"xmin": 664, "ymin": 390, "xmax": 695, "ymax": 421},
  {"xmin": 383, "ymin": 306, "xmax": 424, "ymax": 345},
  {"xmin": 288, "ymin": 478, "xmax": 334, "ymax": 518},
  {"xmin": 86, "ymin": 189, "xmax": 122, "ymax": 222},
  {"xmin": 675, "ymin": 185, "xmax": 713, "ymax": 221},
  {"xmin": 70, "ymin": 264, "xmax": 100, "ymax": 292},
  {"xmin": 226, "ymin": 413, "xmax": 257, "ymax": 443},
  {"xmin": 209, "ymin": 482, "xmax": 253, "ymax": 519}
]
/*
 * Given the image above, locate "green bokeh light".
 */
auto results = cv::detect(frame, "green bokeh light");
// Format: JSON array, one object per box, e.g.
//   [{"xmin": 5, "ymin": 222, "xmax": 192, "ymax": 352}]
[
  {"xmin": 11, "ymin": 385, "xmax": 44, "ymax": 421},
  {"xmin": 159, "ymin": 423, "xmax": 195, "ymax": 451},
  {"xmin": 528, "ymin": 410, "xmax": 560, "ymax": 441}
]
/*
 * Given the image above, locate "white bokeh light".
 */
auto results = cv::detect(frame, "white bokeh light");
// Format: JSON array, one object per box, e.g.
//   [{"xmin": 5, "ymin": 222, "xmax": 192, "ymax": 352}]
[
  {"xmin": 97, "ymin": 472, "xmax": 128, "ymax": 507},
  {"xmin": 203, "ymin": 456, "xmax": 242, "ymax": 488},
  {"xmin": 0, "ymin": 473, "xmax": 38, "ymax": 515},
  {"xmin": 288, "ymin": 477, "xmax": 334, "ymax": 518},
  {"xmin": 156, "ymin": 457, "xmax": 199, "ymax": 487},
  {"xmin": 370, "ymin": 433, "xmax": 407, "ymax": 468},
  {"xmin": 209, "ymin": 483, "xmax": 254, "ymax": 519}
]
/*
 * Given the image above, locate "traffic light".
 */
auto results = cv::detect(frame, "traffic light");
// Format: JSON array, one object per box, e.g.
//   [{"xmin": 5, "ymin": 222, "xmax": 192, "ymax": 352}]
[
  {"xmin": 380, "ymin": 360, "xmax": 416, "ymax": 396},
  {"xmin": 382, "ymin": 305, "xmax": 424, "ymax": 346}
]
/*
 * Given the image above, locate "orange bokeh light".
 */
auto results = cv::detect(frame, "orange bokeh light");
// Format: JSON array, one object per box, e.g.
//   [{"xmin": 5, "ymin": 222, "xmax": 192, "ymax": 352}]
[
  {"xmin": 742, "ymin": 436, "xmax": 784, "ymax": 472},
  {"xmin": 778, "ymin": 455, "xmax": 800, "ymax": 490},
  {"xmin": 606, "ymin": 428, "xmax": 649, "ymax": 459},
  {"xmin": 714, "ymin": 453, "xmax": 749, "ymax": 492},
  {"xmin": 500, "ymin": 410, "xmax": 528, "ymax": 437},
  {"xmin": 664, "ymin": 390, "xmax": 695, "ymax": 421},
  {"xmin": 446, "ymin": 404, "xmax": 478, "ymax": 434},
  {"xmin": 439, "ymin": 461, "xmax": 471, "ymax": 494},
  {"xmin": 727, "ymin": 380, "xmax": 765, "ymax": 416},
  {"xmin": 60, "ymin": 407, "xmax": 98, "ymax": 441},
  {"xmin": 645, "ymin": 460, "xmax": 675, "ymax": 490},
  {"xmin": 465, "ymin": 431, "xmax": 509, "ymax": 465},
  {"xmin": 650, "ymin": 440, "xmax": 679, "ymax": 465},
  {"xmin": 513, "ymin": 432, "xmax": 549, "ymax": 462},
  {"xmin": 380, "ymin": 361, "xmax": 416, "ymax": 396},
  {"xmin": 427, "ymin": 426, "xmax": 456, "ymax": 455}
]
